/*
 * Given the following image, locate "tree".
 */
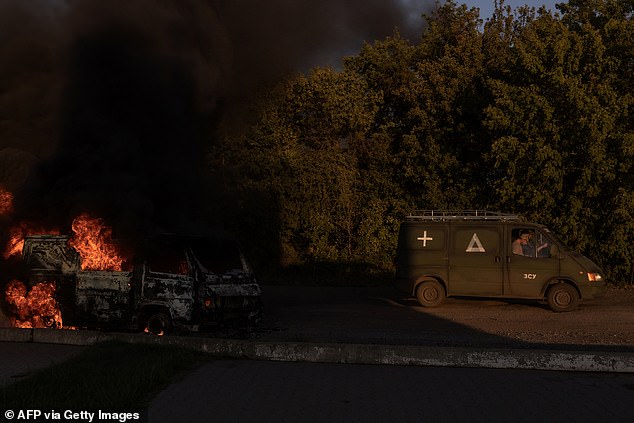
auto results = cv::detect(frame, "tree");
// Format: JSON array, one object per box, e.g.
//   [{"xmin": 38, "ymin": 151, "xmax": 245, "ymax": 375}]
[
  {"xmin": 214, "ymin": 0, "xmax": 633, "ymax": 283},
  {"xmin": 484, "ymin": 1, "xmax": 633, "ymax": 281},
  {"xmin": 346, "ymin": 1, "xmax": 488, "ymax": 209}
]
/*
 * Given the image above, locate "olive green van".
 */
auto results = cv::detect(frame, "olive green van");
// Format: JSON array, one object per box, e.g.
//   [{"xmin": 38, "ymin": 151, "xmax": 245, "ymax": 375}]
[{"xmin": 395, "ymin": 210, "xmax": 607, "ymax": 312}]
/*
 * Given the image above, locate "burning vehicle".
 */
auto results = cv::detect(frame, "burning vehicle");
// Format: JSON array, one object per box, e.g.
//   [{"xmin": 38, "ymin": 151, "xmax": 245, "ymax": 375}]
[{"xmin": 4, "ymin": 213, "xmax": 262, "ymax": 334}]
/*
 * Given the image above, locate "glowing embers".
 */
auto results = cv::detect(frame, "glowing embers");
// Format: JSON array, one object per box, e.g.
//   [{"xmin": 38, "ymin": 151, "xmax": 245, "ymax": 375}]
[
  {"xmin": 5, "ymin": 280, "xmax": 63, "ymax": 328},
  {"xmin": 69, "ymin": 214, "xmax": 124, "ymax": 271},
  {"xmin": 0, "ymin": 188, "xmax": 22, "ymax": 258},
  {"xmin": 0, "ymin": 187, "xmax": 13, "ymax": 216}
]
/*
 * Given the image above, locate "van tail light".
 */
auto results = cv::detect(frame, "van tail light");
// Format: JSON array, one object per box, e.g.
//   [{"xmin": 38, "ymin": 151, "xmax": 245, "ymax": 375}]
[{"xmin": 587, "ymin": 273, "xmax": 603, "ymax": 282}]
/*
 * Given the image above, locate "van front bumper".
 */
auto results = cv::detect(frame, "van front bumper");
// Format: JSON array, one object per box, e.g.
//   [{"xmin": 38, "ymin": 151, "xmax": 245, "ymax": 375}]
[{"xmin": 579, "ymin": 283, "xmax": 608, "ymax": 300}]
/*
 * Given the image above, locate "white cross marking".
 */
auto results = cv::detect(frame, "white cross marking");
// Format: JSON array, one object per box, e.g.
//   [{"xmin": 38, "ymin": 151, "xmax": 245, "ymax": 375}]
[{"xmin": 417, "ymin": 231, "xmax": 433, "ymax": 247}]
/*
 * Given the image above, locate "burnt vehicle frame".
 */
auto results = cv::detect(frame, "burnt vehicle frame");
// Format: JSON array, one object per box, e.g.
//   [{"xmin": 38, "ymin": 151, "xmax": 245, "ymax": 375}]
[{"xmin": 20, "ymin": 233, "xmax": 262, "ymax": 333}]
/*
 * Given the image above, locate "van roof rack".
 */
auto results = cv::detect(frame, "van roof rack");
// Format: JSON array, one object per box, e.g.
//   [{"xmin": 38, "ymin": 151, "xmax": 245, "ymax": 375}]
[{"xmin": 406, "ymin": 210, "xmax": 520, "ymax": 222}]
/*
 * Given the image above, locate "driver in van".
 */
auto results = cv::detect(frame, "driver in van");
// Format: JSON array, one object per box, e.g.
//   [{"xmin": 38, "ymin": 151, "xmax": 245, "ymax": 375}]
[
  {"xmin": 512, "ymin": 231, "xmax": 531, "ymax": 255},
  {"xmin": 512, "ymin": 230, "xmax": 549, "ymax": 257}
]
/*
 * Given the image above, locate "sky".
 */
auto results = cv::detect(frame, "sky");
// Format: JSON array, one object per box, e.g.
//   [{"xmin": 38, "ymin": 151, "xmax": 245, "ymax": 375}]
[{"xmin": 460, "ymin": 0, "xmax": 560, "ymax": 21}]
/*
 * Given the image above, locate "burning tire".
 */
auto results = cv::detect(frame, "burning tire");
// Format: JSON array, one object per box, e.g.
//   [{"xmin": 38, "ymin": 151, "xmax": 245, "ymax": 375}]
[{"xmin": 145, "ymin": 312, "xmax": 172, "ymax": 335}]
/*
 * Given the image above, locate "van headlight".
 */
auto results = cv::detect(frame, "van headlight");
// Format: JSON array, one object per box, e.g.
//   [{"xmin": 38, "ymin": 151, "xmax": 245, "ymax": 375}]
[{"xmin": 587, "ymin": 273, "xmax": 602, "ymax": 282}]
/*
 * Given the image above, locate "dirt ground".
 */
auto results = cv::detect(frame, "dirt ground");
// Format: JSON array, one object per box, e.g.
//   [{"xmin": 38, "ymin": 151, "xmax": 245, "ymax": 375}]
[
  {"xmin": 256, "ymin": 285, "xmax": 634, "ymax": 351},
  {"xmin": 410, "ymin": 287, "xmax": 634, "ymax": 347}
]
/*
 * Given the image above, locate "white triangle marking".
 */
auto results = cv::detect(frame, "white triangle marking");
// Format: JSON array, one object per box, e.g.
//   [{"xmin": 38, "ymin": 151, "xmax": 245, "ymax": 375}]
[{"xmin": 466, "ymin": 233, "xmax": 486, "ymax": 253}]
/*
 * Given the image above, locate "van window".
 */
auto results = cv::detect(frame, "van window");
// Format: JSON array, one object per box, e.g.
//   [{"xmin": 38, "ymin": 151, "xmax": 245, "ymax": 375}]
[
  {"xmin": 148, "ymin": 243, "xmax": 189, "ymax": 275},
  {"xmin": 511, "ymin": 228, "xmax": 553, "ymax": 258}
]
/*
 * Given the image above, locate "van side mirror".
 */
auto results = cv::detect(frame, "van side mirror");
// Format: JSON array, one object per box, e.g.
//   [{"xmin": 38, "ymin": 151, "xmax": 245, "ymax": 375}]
[{"xmin": 550, "ymin": 244, "xmax": 559, "ymax": 257}]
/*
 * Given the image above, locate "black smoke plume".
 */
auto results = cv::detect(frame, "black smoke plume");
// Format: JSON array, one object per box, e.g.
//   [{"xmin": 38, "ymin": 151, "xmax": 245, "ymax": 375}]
[{"xmin": 0, "ymin": 0, "xmax": 431, "ymax": 245}]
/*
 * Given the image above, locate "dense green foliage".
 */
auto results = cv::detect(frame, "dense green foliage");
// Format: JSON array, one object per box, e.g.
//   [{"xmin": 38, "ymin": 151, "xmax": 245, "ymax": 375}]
[{"xmin": 213, "ymin": 0, "xmax": 633, "ymax": 284}]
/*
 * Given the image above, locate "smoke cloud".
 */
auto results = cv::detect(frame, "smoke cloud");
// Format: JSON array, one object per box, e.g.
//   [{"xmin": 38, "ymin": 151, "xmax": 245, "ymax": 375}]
[{"xmin": 0, "ymin": 0, "xmax": 432, "ymax": 243}]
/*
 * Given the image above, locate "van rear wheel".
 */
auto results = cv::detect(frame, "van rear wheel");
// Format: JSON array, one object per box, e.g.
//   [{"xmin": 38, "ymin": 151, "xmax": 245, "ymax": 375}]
[
  {"xmin": 547, "ymin": 283, "xmax": 579, "ymax": 312},
  {"xmin": 416, "ymin": 280, "xmax": 445, "ymax": 307}
]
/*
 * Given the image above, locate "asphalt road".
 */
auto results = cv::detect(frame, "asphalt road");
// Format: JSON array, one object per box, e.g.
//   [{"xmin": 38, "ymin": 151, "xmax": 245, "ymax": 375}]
[
  {"xmin": 148, "ymin": 358, "xmax": 634, "ymax": 423},
  {"xmin": 1, "ymin": 343, "xmax": 633, "ymax": 423}
]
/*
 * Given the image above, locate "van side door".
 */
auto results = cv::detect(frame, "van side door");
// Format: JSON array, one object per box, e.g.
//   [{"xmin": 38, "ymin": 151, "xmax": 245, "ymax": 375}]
[
  {"xmin": 448, "ymin": 224, "xmax": 504, "ymax": 296},
  {"xmin": 75, "ymin": 270, "xmax": 132, "ymax": 323},
  {"xmin": 506, "ymin": 226, "xmax": 558, "ymax": 297},
  {"xmin": 142, "ymin": 243, "xmax": 195, "ymax": 323}
]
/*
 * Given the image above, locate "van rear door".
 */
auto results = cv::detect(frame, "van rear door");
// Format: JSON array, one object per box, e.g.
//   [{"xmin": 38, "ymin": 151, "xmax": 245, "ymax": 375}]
[{"xmin": 448, "ymin": 224, "xmax": 504, "ymax": 296}]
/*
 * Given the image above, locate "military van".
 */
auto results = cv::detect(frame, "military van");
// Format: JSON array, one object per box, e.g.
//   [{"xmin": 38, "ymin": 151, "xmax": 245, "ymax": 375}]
[{"xmin": 395, "ymin": 210, "xmax": 607, "ymax": 312}]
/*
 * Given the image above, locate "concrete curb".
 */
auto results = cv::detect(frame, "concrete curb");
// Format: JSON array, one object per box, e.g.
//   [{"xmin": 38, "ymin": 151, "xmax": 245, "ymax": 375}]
[{"xmin": 1, "ymin": 328, "xmax": 633, "ymax": 373}]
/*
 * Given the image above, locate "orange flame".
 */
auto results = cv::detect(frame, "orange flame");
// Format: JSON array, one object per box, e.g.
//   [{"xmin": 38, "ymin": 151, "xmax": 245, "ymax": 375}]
[
  {"xmin": 143, "ymin": 327, "xmax": 165, "ymax": 336},
  {"xmin": 1, "ymin": 188, "xmax": 61, "ymax": 258},
  {"xmin": 69, "ymin": 214, "xmax": 124, "ymax": 271},
  {"xmin": 2, "ymin": 196, "xmax": 123, "ymax": 327},
  {"xmin": 5, "ymin": 280, "xmax": 63, "ymax": 328},
  {"xmin": 4, "ymin": 226, "xmax": 24, "ymax": 259},
  {"xmin": 3, "ymin": 223, "xmax": 60, "ymax": 259}
]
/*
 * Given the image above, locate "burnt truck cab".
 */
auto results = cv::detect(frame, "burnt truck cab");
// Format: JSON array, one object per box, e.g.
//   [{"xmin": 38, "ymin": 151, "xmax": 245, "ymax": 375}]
[
  {"xmin": 395, "ymin": 210, "xmax": 608, "ymax": 312},
  {"xmin": 21, "ymin": 234, "xmax": 262, "ymax": 333},
  {"xmin": 131, "ymin": 235, "xmax": 262, "ymax": 333}
]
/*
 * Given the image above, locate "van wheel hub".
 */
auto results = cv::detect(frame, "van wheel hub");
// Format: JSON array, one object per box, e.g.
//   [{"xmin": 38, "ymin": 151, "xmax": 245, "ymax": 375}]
[
  {"xmin": 415, "ymin": 280, "xmax": 445, "ymax": 307},
  {"xmin": 547, "ymin": 283, "xmax": 579, "ymax": 312},
  {"xmin": 553, "ymin": 291, "xmax": 571, "ymax": 306},
  {"xmin": 422, "ymin": 288, "xmax": 438, "ymax": 302}
]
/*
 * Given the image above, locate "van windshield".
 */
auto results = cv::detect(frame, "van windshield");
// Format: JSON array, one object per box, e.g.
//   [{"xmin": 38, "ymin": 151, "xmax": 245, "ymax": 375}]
[
  {"xmin": 541, "ymin": 228, "xmax": 567, "ymax": 251},
  {"xmin": 190, "ymin": 239, "xmax": 244, "ymax": 274}
]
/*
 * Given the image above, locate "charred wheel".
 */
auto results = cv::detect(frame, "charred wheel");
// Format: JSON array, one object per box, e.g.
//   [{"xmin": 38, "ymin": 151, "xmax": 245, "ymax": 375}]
[
  {"xmin": 415, "ymin": 279, "xmax": 445, "ymax": 307},
  {"xmin": 547, "ymin": 283, "xmax": 579, "ymax": 312},
  {"xmin": 145, "ymin": 312, "xmax": 173, "ymax": 335}
]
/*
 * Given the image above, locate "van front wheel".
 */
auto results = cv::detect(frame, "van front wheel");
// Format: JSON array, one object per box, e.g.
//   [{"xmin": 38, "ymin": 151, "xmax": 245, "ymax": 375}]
[
  {"xmin": 547, "ymin": 283, "xmax": 579, "ymax": 312},
  {"xmin": 416, "ymin": 280, "xmax": 445, "ymax": 307}
]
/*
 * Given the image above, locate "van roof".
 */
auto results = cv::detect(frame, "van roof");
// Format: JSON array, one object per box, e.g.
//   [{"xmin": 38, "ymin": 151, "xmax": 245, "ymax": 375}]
[{"xmin": 405, "ymin": 210, "xmax": 520, "ymax": 222}]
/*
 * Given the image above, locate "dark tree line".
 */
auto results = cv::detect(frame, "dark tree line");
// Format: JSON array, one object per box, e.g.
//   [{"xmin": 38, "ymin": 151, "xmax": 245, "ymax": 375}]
[{"xmin": 211, "ymin": 0, "xmax": 633, "ymax": 284}]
